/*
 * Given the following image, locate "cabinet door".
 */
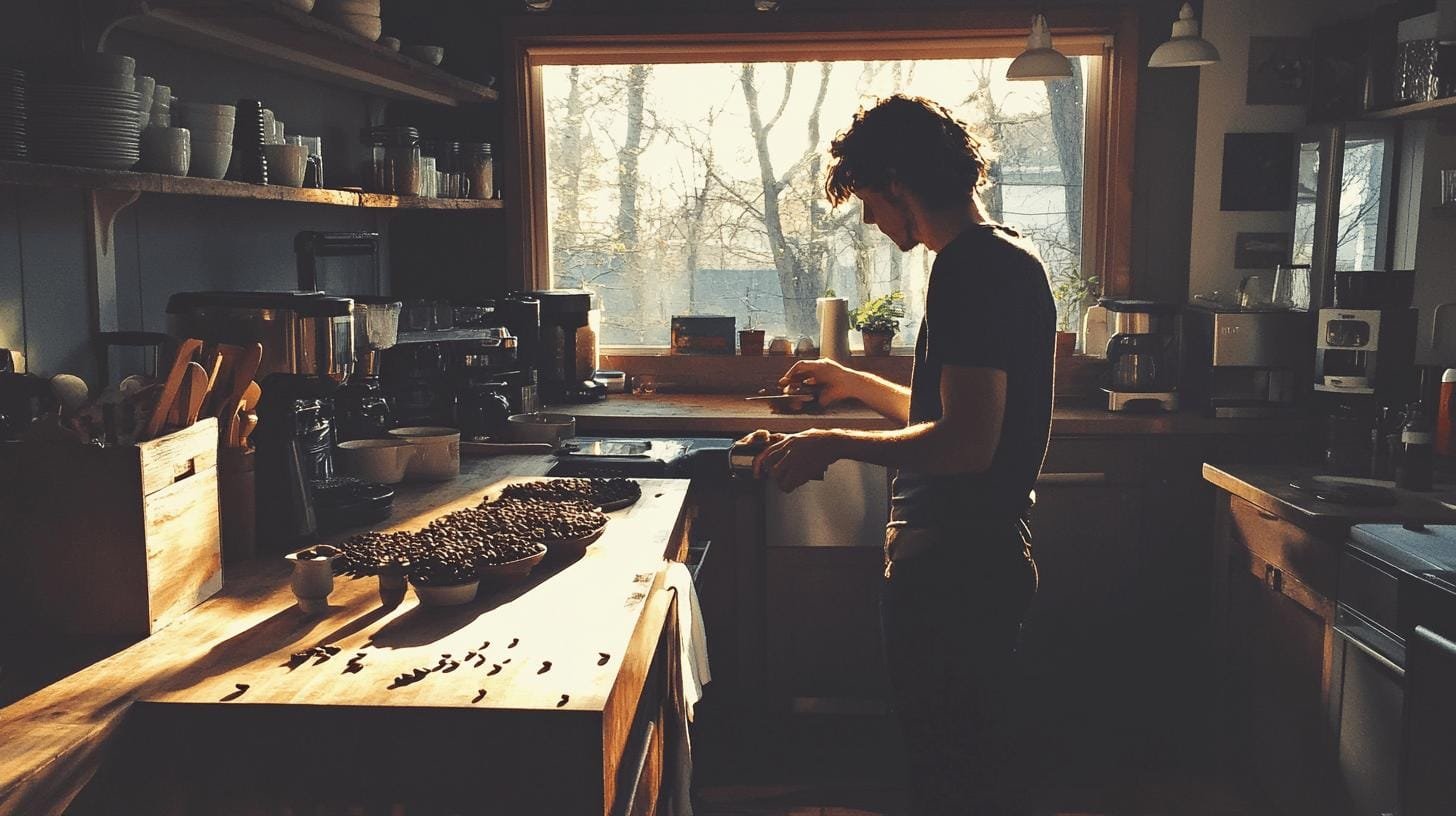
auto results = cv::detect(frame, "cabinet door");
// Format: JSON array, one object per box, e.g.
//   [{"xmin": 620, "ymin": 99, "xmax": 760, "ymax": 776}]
[
  {"xmin": 1225, "ymin": 547, "xmax": 1339, "ymax": 816},
  {"xmin": 1018, "ymin": 480, "xmax": 1143, "ymax": 773}
]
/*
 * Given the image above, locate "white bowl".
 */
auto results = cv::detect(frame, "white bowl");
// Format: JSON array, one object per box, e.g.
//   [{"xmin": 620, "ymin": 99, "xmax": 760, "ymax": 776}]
[
  {"xmin": 379, "ymin": 36, "xmax": 401, "ymax": 51},
  {"xmin": 264, "ymin": 143, "xmax": 308, "ymax": 186},
  {"xmin": 78, "ymin": 53, "xmax": 135, "ymax": 76},
  {"xmin": 189, "ymin": 141, "xmax": 231, "ymax": 179},
  {"xmin": 387, "ymin": 427, "xmax": 460, "ymax": 481},
  {"xmin": 403, "ymin": 45, "xmax": 444, "ymax": 66},
  {"xmin": 336, "ymin": 438, "xmax": 415, "ymax": 484},
  {"xmin": 175, "ymin": 102, "xmax": 235, "ymax": 121},
  {"xmin": 504, "ymin": 412, "xmax": 575, "ymax": 447},
  {"xmin": 187, "ymin": 126, "xmax": 235, "ymax": 145},
  {"xmin": 411, "ymin": 578, "xmax": 478, "ymax": 607}
]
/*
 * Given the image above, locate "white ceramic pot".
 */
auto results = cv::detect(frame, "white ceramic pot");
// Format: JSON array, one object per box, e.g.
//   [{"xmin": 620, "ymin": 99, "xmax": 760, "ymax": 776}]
[
  {"xmin": 387, "ymin": 426, "xmax": 461, "ymax": 481},
  {"xmin": 286, "ymin": 545, "xmax": 339, "ymax": 614},
  {"xmin": 336, "ymin": 438, "xmax": 415, "ymax": 484},
  {"xmin": 505, "ymin": 412, "xmax": 575, "ymax": 448},
  {"xmin": 264, "ymin": 143, "xmax": 308, "ymax": 187}
]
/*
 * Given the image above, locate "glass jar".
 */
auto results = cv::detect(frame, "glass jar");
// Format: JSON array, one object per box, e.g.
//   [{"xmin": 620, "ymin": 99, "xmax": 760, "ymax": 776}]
[
  {"xmin": 360, "ymin": 126, "xmax": 421, "ymax": 196},
  {"xmin": 465, "ymin": 142, "xmax": 493, "ymax": 200}
]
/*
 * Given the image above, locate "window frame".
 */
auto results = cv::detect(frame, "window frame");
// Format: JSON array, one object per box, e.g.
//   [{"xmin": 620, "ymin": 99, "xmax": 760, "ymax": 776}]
[{"xmin": 502, "ymin": 8, "xmax": 1140, "ymax": 358}]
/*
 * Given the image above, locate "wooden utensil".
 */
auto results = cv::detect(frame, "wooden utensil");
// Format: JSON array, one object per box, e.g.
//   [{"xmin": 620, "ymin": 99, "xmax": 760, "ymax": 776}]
[
  {"xmin": 229, "ymin": 381, "xmax": 262, "ymax": 448},
  {"xmin": 211, "ymin": 345, "xmax": 262, "ymax": 445},
  {"xmin": 181, "ymin": 362, "xmax": 209, "ymax": 426},
  {"xmin": 144, "ymin": 338, "xmax": 203, "ymax": 441}
]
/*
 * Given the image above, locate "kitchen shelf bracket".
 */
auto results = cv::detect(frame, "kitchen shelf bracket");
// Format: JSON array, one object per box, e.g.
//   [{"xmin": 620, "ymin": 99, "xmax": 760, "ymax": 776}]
[{"xmin": 86, "ymin": 188, "xmax": 141, "ymax": 365}]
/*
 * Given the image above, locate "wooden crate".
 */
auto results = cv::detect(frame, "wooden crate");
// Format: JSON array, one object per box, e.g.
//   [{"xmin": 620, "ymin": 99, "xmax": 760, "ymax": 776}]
[{"xmin": 8, "ymin": 419, "xmax": 222, "ymax": 637}]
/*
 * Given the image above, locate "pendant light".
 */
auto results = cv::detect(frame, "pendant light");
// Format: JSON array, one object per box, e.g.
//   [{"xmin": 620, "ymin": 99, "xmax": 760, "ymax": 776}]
[
  {"xmin": 1007, "ymin": 13, "xmax": 1074, "ymax": 81},
  {"xmin": 1148, "ymin": 2, "xmax": 1220, "ymax": 68}
]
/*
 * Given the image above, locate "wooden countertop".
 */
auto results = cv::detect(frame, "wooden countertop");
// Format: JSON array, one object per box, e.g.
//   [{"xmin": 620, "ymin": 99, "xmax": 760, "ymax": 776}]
[
  {"xmin": 1202, "ymin": 462, "xmax": 1456, "ymax": 535},
  {"xmin": 0, "ymin": 454, "xmax": 691, "ymax": 816},
  {"xmin": 557, "ymin": 393, "xmax": 1313, "ymax": 437}
]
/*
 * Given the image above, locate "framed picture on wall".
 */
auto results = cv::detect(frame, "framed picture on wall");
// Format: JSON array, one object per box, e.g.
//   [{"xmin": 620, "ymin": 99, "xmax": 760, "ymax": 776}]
[{"xmin": 1221, "ymin": 133, "xmax": 1295, "ymax": 211}]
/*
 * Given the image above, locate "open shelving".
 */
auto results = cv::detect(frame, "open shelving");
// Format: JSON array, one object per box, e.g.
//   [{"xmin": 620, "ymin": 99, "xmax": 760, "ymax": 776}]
[{"xmin": 105, "ymin": 0, "xmax": 498, "ymax": 107}]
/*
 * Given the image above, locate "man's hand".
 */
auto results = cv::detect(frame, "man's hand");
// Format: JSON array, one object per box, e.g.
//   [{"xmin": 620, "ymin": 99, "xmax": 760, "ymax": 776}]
[
  {"xmin": 758, "ymin": 429, "xmax": 843, "ymax": 492},
  {"xmin": 779, "ymin": 359, "xmax": 858, "ymax": 406}
]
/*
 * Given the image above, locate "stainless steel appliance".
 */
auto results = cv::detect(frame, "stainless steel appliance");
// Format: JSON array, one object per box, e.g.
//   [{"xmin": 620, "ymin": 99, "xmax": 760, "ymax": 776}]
[
  {"xmin": 166, "ymin": 290, "xmax": 357, "ymax": 546},
  {"xmin": 1100, "ymin": 298, "xmax": 1180, "ymax": 412},
  {"xmin": 1335, "ymin": 524, "xmax": 1456, "ymax": 816},
  {"xmin": 334, "ymin": 296, "xmax": 401, "ymax": 442},
  {"xmin": 1314, "ymin": 308, "xmax": 1418, "ymax": 403},
  {"xmin": 532, "ymin": 289, "xmax": 604, "ymax": 404},
  {"xmin": 1183, "ymin": 307, "xmax": 1313, "ymax": 417}
]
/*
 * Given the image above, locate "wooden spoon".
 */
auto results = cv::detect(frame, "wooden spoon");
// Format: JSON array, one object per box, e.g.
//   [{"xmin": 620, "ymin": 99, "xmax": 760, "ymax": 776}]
[
  {"xmin": 181, "ymin": 362, "xmax": 209, "ymax": 426},
  {"xmin": 144, "ymin": 338, "xmax": 202, "ymax": 441}
]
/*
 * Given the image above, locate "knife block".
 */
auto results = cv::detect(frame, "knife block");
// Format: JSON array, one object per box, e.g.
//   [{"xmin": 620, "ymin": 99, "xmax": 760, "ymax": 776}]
[{"xmin": 7, "ymin": 419, "xmax": 222, "ymax": 637}]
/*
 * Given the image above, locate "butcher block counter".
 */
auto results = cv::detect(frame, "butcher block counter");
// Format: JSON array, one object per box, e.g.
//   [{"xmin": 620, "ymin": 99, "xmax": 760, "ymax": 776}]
[{"xmin": 0, "ymin": 454, "xmax": 694, "ymax": 816}]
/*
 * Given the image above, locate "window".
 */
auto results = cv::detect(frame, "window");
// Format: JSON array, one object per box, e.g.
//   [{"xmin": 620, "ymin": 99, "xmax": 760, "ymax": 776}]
[
  {"xmin": 508, "ymin": 14, "xmax": 1137, "ymax": 352},
  {"xmin": 1292, "ymin": 123, "xmax": 1396, "ymax": 282}
]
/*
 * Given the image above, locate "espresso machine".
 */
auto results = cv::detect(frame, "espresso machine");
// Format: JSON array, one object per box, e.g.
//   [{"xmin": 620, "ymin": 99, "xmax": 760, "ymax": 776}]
[
  {"xmin": 1100, "ymin": 298, "xmax": 1181, "ymax": 412},
  {"xmin": 531, "ymin": 289, "xmax": 605, "ymax": 403},
  {"xmin": 1183, "ymin": 306, "xmax": 1313, "ymax": 417},
  {"xmin": 167, "ymin": 291, "xmax": 360, "ymax": 546},
  {"xmin": 1313, "ymin": 307, "xmax": 1418, "ymax": 406}
]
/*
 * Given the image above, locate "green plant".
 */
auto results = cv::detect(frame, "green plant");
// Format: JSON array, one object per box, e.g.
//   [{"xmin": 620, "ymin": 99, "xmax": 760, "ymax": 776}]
[
  {"xmin": 1050, "ymin": 274, "xmax": 1100, "ymax": 332},
  {"xmin": 849, "ymin": 291, "xmax": 906, "ymax": 334}
]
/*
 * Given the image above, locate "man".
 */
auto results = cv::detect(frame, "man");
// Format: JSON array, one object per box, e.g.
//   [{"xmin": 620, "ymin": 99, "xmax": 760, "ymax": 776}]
[{"xmin": 743, "ymin": 95, "xmax": 1055, "ymax": 814}]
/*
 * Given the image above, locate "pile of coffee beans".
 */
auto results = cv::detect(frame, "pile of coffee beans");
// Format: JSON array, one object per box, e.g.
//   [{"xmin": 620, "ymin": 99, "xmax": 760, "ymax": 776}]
[
  {"xmin": 483, "ymin": 498, "xmax": 606, "ymax": 542},
  {"xmin": 497, "ymin": 477, "xmax": 641, "ymax": 508},
  {"xmin": 424, "ymin": 505, "xmax": 549, "ymax": 565},
  {"xmin": 336, "ymin": 531, "xmax": 416, "ymax": 577}
]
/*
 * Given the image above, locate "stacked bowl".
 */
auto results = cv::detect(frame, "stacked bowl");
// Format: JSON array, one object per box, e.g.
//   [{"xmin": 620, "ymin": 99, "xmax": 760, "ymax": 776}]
[
  {"xmin": 29, "ymin": 55, "xmax": 142, "ymax": 170},
  {"xmin": 174, "ymin": 101, "xmax": 234, "ymax": 180},
  {"xmin": 316, "ymin": 0, "xmax": 382, "ymax": 41},
  {"xmin": 0, "ymin": 66, "xmax": 26, "ymax": 161}
]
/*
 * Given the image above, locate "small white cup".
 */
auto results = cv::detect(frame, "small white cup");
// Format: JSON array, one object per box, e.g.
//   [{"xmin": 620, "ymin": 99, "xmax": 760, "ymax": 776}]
[
  {"xmin": 140, "ymin": 126, "xmax": 191, "ymax": 176},
  {"xmin": 264, "ymin": 143, "xmax": 308, "ymax": 187}
]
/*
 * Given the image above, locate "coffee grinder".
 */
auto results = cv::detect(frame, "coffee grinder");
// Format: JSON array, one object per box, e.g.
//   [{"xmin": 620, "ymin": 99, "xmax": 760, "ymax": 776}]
[
  {"xmin": 531, "ymin": 289, "xmax": 604, "ymax": 403},
  {"xmin": 1100, "ymin": 298, "xmax": 1181, "ymax": 412},
  {"xmin": 334, "ymin": 297, "xmax": 402, "ymax": 441},
  {"xmin": 166, "ymin": 291, "xmax": 357, "ymax": 546}
]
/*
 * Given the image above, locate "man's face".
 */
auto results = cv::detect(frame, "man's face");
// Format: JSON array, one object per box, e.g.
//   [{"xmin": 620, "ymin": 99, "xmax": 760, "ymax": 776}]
[{"xmin": 856, "ymin": 186, "xmax": 919, "ymax": 252}]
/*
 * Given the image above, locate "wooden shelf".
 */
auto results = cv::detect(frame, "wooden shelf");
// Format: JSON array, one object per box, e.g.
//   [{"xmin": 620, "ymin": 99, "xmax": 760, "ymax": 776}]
[
  {"xmin": 109, "ymin": 0, "xmax": 497, "ymax": 107},
  {"xmin": 1364, "ymin": 95, "xmax": 1456, "ymax": 120},
  {"xmin": 0, "ymin": 160, "xmax": 504, "ymax": 210}
]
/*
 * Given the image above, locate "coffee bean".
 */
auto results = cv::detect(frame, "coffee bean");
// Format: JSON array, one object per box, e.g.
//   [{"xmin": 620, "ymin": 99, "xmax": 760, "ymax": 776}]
[
  {"xmin": 488, "ymin": 664, "xmax": 503, "ymax": 676},
  {"xmin": 538, "ymin": 661, "xmax": 552, "ymax": 674},
  {"xmin": 598, "ymin": 653, "xmax": 610, "ymax": 666},
  {"xmin": 557, "ymin": 694, "xmax": 570, "ymax": 707}
]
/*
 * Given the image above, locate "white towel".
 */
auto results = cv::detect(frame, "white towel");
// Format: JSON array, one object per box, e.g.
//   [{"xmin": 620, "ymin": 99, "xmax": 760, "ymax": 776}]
[{"xmin": 663, "ymin": 561, "xmax": 711, "ymax": 816}]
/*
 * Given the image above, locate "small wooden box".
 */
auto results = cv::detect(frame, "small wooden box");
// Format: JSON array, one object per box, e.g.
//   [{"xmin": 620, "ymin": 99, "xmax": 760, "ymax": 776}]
[{"xmin": 8, "ymin": 419, "xmax": 223, "ymax": 637}]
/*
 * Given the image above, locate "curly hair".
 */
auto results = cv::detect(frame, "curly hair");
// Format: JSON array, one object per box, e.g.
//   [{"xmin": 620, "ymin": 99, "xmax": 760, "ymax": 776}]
[{"xmin": 824, "ymin": 95, "xmax": 993, "ymax": 209}]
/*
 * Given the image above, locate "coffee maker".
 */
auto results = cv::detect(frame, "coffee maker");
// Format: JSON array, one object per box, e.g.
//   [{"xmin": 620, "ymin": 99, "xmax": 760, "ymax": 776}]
[
  {"xmin": 1313, "ymin": 307, "xmax": 1418, "ymax": 404},
  {"xmin": 167, "ymin": 291, "xmax": 357, "ymax": 545},
  {"xmin": 1099, "ymin": 298, "xmax": 1181, "ymax": 412},
  {"xmin": 1183, "ymin": 307, "xmax": 1313, "ymax": 417},
  {"xmin": 532, "ymin": 289, "xmax": 605, "ymax": 403}
]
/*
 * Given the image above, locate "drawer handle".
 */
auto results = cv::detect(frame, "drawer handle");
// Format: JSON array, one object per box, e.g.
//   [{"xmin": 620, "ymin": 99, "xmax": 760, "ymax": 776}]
[{"xmin": 1037, "ymin": 472, "xmax": 1108, "ymax": 486}]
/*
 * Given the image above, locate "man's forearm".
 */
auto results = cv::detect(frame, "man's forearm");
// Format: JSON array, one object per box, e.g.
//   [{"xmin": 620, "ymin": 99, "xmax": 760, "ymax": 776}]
[
  {"xmin": 846, "ymin": 369, "xmax": 911, "ymax": 424},
  {"xmin": 828, "ymin": 421, "xmax": 982, "ymax": 475}
]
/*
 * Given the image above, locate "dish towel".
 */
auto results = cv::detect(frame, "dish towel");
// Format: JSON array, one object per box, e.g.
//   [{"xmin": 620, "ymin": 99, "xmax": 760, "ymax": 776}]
[{"xmin": 664, "ymin": 561, "xmax": 711, "ymax": 816}]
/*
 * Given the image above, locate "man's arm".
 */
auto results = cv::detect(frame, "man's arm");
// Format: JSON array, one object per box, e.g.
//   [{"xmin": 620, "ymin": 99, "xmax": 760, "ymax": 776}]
[
  {"xmin": 758, "ymin": 364, "xmax": 1005, "ymax": 490},
  {"xmin": 779, "ymin": 359, "xmax": 911, "ymax": 425}
]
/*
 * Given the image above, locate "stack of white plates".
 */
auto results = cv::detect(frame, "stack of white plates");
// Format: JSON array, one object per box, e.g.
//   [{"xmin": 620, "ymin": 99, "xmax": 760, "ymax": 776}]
[
  {"xmin": 30, "ymin": 84, "xmax": 142, "ymax": 170},
  {"xmin": 316, "ymin": 0, "xmax": 382, "ymax": 41},
  {"xmin": 0, "ymin": 67, "xmax": 25, "ymax": 161}
]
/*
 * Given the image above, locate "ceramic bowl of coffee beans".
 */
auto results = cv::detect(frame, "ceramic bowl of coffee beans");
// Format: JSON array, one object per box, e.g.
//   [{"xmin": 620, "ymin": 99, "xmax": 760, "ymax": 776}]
[
  {"xmin": 476, "ymin": 540, "xmax": 548, "ymax": 584},
  {"xmin": 495, "ymin": 477, "xmax": 642, "ymax": 512}
]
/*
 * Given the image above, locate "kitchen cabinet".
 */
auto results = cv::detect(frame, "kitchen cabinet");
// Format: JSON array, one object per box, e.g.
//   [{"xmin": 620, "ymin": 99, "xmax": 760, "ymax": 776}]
[{"xmin": 1219, "ymin": 506, "xmax": 1339, "ymax": 816}]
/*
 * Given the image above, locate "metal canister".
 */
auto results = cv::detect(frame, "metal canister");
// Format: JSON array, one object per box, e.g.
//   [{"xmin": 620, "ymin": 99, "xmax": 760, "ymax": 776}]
[{"xmin": 729, "ymin": 438, "xmax": 768, "ymax": 479}]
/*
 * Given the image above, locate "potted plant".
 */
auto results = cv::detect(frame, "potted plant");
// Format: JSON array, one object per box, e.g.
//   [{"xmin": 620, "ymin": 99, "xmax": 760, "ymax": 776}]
[
  {"xmin": 738, "ymin": 288, "xmax": 766, "ymax": 355},
  {"xmin": 1050, "ymin": 274, "xmax": 1100, "ymax": 358},
  {"xmin": 849, "ymin": 291, "xmax": 905, "ymax": 356}
]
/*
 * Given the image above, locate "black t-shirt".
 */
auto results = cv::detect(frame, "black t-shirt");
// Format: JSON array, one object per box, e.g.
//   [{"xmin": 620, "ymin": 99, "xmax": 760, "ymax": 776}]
[{"xmin": 890, "ymin": 223, "xmax": 1055, "ymax": 526}]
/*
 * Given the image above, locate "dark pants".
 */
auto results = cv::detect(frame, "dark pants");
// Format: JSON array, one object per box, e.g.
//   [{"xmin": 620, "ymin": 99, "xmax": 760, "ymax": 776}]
[{"xmin": 880, "ymin": 519, "xmax": 1038, "ymax": 815}]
